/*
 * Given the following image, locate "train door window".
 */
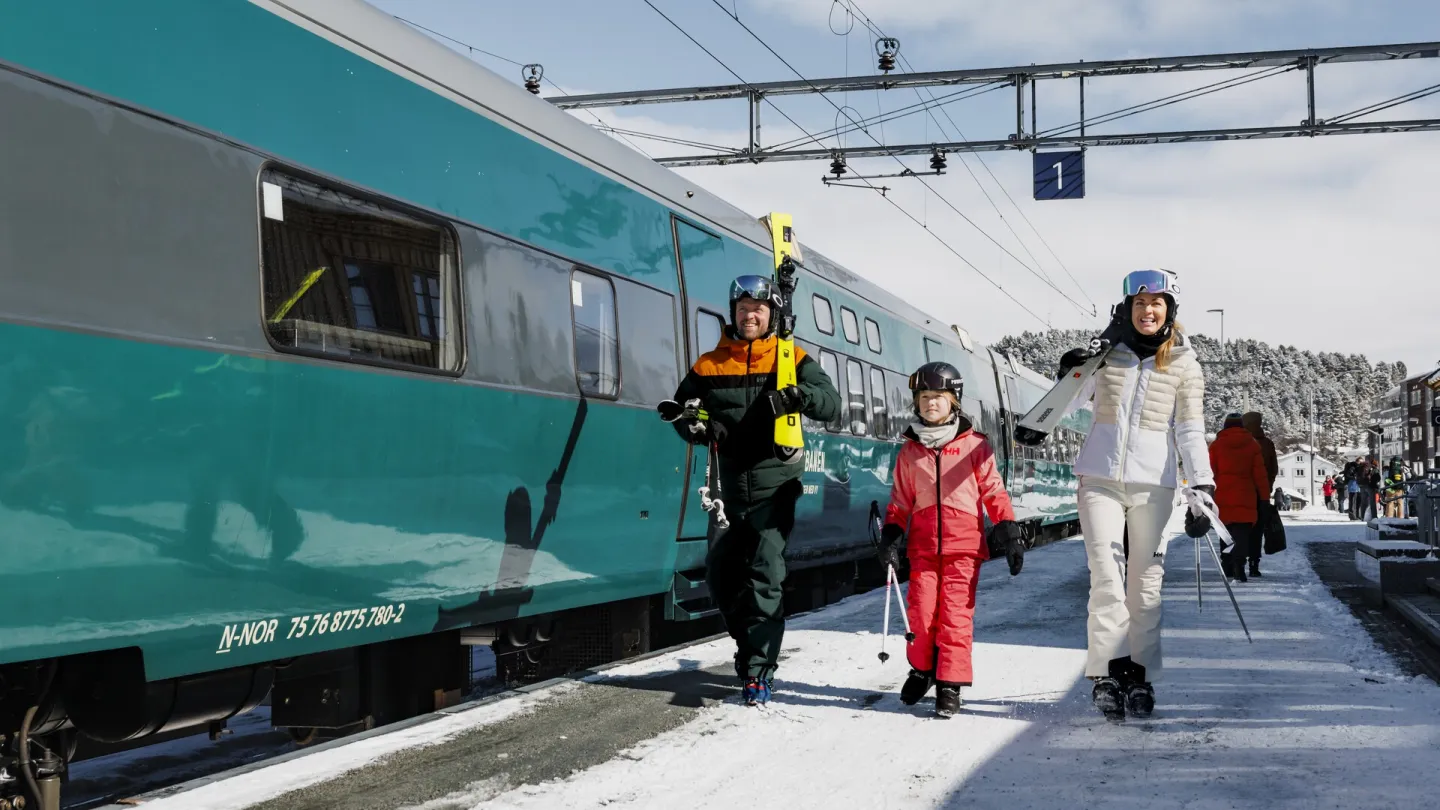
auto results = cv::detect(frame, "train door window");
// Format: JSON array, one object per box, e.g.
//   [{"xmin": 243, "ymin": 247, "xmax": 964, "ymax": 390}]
[
  {"xmin": 840, "ymin": 307, "xmax": 860, "ymax": 345},
  {"xmin": 846, "ymin": 358, "xmax": 868, "ymax": 436},
  {"xmin": 259, "ymin": 168, "xmax": 462, "ymax": 373},
  {"xmin": 571, "ymin": 269, "xmax": 620, "ymax": 398},
  {"xmin": 695, "ymin": 309, "xmax": 725, "ymax": 355},
  {"xmin": 864, "ymin": 318, "xmax": 882, "ymax": 354},
  {"xmin": 869, "ymin": 366, "xmax": 889, "ymax": 439},
  {"xmin": 812, "ymin": 294, "xmax": 835, "ymax": 335},
  {"xmin": 816, "ymin": 351, "xmax": 843, "ymax": 433},
  {"xmin": 924, "ymin": 337, "xmax": 942, "ymax": 362}
]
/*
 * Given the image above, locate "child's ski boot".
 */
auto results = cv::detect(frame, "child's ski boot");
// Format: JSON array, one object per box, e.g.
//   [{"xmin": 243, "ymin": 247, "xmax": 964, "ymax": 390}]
[
  {"xmin": 934, "ymin": 683, "xmax": 963, "ymax": 718},
  {"xmin": 899, "ymin": 669, "xmax": 935, "ymax": 706},
  {"xmin": 1092, "ymin": 677, "xmax": 1125, "ymax": 722}
]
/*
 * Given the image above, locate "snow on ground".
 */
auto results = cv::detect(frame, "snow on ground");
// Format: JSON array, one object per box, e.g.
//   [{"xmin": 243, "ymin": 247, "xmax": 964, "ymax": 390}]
[{"xmin": 134, "ymin": 508, "xmax": 1439, "ymax": 810}]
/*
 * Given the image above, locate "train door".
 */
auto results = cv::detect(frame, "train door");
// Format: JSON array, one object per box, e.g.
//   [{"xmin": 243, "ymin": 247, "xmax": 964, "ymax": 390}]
[
  {"xmin": 988, "ymin": 349, "xmax": 1017, "ymax": 486},
  {"xmin": 671, "ymin": 218, "xmax": 732, "ymax": 543}
]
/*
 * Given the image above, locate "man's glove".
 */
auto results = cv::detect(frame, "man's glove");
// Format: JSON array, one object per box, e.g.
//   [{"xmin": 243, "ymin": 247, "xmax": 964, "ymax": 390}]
[
  {"xmin": 1184, "ymin": 484, "xmax": 1215, "ymax": 538},
  {"xmin": 683, "ymin": 418, "xmax": 727, "ymax": 447},
  {"xmin": 764, "ymin": 385, "xmax": 805, "ymax": 418},
  {"xmin": 989, "ymin": 520, "xmax": 1025, "ymax": 576},
  {"xmin": 877, "ymin": 523, "xmax": 904, "ymax": 572}
]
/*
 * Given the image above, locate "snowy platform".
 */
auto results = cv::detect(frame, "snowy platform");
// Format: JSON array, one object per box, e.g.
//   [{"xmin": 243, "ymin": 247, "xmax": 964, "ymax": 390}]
[
  {"xmin": 1365, "ymin": 518, "xmax": 1419, "ymax": 542},
  {"xmin": 110, "ymin": 515, "xmax": 1440, "ymax": 810},
  {"xmin": 1355, "ymin": 539, "xmax": 1440, "ymax": 606}
]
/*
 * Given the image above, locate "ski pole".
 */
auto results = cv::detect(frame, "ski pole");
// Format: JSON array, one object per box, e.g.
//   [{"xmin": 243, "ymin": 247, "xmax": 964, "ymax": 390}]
[
  {"xmin": 878, "ymin": 564, "xmax": 893, "ymax": 662},
  {"xmin": 1194, "ymin": 533, "xmax": 1203, "ymax": 611},
  {"xmin": 1202, "ymin": 528, "xmax": 1253, "ymax": 643},
  {"xmin": 889, "ymin": 564, "xmax": 915, "ymax": 641}
]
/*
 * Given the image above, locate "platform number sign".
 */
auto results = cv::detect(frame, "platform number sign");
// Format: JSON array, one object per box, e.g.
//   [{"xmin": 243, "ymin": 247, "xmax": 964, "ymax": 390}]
[{"xmin": 1033, "ymin": 150, "xmax": 1085, "ymax": 200}]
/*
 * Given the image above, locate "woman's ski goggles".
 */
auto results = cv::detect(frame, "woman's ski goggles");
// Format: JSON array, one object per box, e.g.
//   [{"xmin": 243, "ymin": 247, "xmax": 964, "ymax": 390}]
[{"xmin": 1122, "ymin": 269, "xmax": 1179, "ymax": 297}]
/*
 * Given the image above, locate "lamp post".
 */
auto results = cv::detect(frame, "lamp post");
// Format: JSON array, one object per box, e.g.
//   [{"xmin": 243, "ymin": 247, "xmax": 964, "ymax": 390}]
[{"xmin": 1206, "ymin": 308, "xmax": 1225, "ymax": 352}]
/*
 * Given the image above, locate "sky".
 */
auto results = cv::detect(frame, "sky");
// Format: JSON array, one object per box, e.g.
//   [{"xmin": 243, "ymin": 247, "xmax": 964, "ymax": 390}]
[{"xmin": 369, "ymin": 0, "xmax": 1440, "ymax": 375}]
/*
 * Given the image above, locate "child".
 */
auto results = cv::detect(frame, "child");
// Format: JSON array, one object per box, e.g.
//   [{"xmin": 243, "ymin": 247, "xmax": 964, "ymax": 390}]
[{"xmin": 876, "ymin": 361, "xmax": 1024, "ymax": 717}]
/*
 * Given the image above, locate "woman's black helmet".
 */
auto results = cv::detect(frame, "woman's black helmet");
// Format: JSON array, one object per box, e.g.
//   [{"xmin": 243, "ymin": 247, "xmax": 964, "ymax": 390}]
[{"xmin": 909, "ymin": 361, "xmax": 964, "ymax": 400}]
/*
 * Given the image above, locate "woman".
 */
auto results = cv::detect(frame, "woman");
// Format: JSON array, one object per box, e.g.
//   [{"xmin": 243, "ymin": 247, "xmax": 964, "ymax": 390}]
[
  {"xmin": 1208, "ymin": 412, "xmax": 1271, "ymax": 582},
  {"xmin": 1055, "ymin": 268, "xmax": 1215, "ymax": 721},
  {"xmin": 1323, "ymin": 476, "xmax": 1336, "ymax": 511}
]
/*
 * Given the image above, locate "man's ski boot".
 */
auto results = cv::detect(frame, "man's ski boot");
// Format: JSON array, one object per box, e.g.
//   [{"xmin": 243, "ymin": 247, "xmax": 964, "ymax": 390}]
[
  {"xmin": 1092, "ymin": 677, "xmax": 1125, "ymax": 722},
  {"xmin": 934, "ymin": 683, "xmax": 963, "ymax": 718},
  {"xmin": 1125, "ymin": 682, "xmax": 1155, "ymax": 719},
  {"xmin": 899, "ymin": 669, "xmax": 935, "ymax": 706},
  {"xmin": 1249, "ymin": 560, "xmax": 1262, "ymax": 578},
  {"xmin": 742, "ymin": 676, "xmax": 772, "ymax": 706}
]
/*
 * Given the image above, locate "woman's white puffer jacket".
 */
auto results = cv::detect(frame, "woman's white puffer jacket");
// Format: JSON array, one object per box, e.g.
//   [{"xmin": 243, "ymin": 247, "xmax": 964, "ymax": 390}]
[{"xmin": 1069, "ymin": 334, "xmax": 1214, "ymax": 489}]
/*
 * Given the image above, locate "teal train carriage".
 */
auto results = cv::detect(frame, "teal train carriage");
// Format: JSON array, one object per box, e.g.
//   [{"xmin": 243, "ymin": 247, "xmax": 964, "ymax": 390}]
[{"xmin": 0, "ymin": 0, "xmax": 1089, "ymax": 785}]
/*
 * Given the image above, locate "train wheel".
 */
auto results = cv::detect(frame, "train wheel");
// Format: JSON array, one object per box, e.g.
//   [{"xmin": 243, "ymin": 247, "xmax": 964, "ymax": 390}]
[{"xmin": 288, "ymin": 727, "xmax": 319, "ymax": 746}]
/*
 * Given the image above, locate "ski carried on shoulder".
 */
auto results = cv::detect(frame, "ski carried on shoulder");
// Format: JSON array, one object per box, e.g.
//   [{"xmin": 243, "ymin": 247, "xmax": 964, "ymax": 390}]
[{"xmin": 1014, "ymin": 336, "xmax": 1114, "ymax": 447}]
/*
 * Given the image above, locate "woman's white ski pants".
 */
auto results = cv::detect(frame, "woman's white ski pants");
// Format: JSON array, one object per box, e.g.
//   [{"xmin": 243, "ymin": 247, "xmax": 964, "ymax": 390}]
[{"xmin": 1077, "ymin": 477, "xmax": 1176, "ymax": 681}]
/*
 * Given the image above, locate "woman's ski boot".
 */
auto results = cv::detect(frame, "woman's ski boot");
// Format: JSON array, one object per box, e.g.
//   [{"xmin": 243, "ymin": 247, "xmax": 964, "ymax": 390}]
[
  {"xmin": 934, "ymin": 683, "xmax": 963, "ymax": 718},
  {"xmin": 1092, "ymin": 677, "xmax": 1125, "ymax": 722},
  {"xmin": 1125, "ymin": 682, "xmax": 1155, "ymax": 718},
  {"xmin": 899, "ymin": 669, "xmax": 935, "ymax": 706}
]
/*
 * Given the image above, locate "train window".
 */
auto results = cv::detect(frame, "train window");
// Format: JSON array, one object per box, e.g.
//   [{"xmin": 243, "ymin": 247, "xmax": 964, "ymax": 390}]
[
  {"xmin": 817, "ymin": 351, "xmax": 843, "ymax": 433},
  {"xmin": 864, "ymin": 318, "xmax": 882, "ymax": 353},
  {"xmin": 846, "ymin": 358, "xmax": 868, "ymax": 436},
  {"xmin": 886, "ymin": 369, "xmax": 911, "ymax": 440},
  {"xmin": 924, "ymin": 337, "xmax": 942, "ymax": 361},
  {"xmin": 571, "ymin": 269, "xmax": 620, "ymax": 398},
  {"xmin": 696, "ymin": 309, "xmax": 725, "ymax": 356},
  {"xmin": 812, "ymin": 294, "xmax": 835, "ymax": 335},
  {"xmin": 869, "ymin": 366, "xmax": 889, "ymax": 439},
  {"xmin": 259, "ymin": 169, "xmax": 462, "ymax": 373},
  {"xmin": 840, "ymin": 307, "xmax": 860, "ymax": 344}
]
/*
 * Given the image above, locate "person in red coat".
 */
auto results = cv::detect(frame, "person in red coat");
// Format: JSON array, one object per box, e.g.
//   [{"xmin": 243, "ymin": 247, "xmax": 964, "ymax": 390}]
[
  {"xmin": 1207, "ymin": 413, "xmax": 1270, "ymax": 582},
  {"xmin": 876, "ymin": 362, "xmax": 1024, "ymax": 718}
]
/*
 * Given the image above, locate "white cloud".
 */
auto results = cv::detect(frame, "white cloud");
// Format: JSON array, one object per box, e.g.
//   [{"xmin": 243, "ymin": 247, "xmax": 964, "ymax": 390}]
[{"xmin": 749, "ymin": 0, "xmax": 1355, "ymax": 58}]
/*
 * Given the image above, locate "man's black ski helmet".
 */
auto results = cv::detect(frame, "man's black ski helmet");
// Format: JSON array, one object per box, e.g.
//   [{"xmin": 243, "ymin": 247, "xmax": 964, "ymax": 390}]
[
  {"xmin": 909, "ymin": 361, "xmax": 964, "ymax": 403},
  {"xmin": 728, "ymin": 274, "xmax": 782, "ymax": 335}
]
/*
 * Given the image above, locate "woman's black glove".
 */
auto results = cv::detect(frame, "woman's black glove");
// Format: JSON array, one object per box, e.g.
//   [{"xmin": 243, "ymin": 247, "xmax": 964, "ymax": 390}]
[
  {"xmin": 1184, "ymin": 484, "xmax": 1216, "ymax": 538},
  {"xmin": 877, "ymin": 523, "xmax": 904, "ymax": 572},
  {"xmin": 989, "ymin": 520, "xmax": 1025, "ymax": 576}
]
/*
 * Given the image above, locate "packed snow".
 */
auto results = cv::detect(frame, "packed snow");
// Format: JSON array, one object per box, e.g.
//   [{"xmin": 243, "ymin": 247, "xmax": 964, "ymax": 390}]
[{"xmin": 125, "ymin": 507, "xmax": 1439, "ymax": 810}]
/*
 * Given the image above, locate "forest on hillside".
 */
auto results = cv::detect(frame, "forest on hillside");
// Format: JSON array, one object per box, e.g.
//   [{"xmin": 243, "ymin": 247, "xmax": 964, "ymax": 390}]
[{"xmin": 992, "ymin": 328, "xmax": 1408, "ymax": 456}]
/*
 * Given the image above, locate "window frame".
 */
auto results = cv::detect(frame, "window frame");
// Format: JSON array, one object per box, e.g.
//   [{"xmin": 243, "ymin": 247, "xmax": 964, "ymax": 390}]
[
  {"xmin": 818, "ymin": 350, "xmax": 844, "ymax": 434},
  {"xmin": 256, "ymin": 164, "xmax": 466, "ymax": 377},
  {"xmin": 839, "ymin": 306, "xmax": 860, "ymax": 345},
  {"xmin": 569, "ymin": 266, "xmax": 622, "ymax": 400},
  {"xmin": 864, "ymin": 317, "xmax": 882, "ymax": 354},
  {"xmin": 868, "ymin": 365, "xmax": 889, "ymax": 440},
  {"xmin": 812, "ymin": 294, "xmax": 835, "ymax": 335}
]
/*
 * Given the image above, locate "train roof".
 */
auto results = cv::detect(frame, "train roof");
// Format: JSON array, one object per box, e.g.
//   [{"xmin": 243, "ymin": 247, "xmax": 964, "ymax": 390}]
[{"xmin": 269, "ymin": 0, "xmax": 979, "ymax": 351}]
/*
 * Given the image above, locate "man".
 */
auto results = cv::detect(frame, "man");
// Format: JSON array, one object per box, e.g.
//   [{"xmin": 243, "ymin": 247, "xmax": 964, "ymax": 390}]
[
  {"xmin": 668, "ymin": 274, "xmax": 841, "ymax": 706},
  {"xmin": 1241, "ymin": 412, "xmax": 1279, "ymax": 578},
  {"xmin": 1360, "ymin": 458, "xmax": 1381, "ymax": 521}
]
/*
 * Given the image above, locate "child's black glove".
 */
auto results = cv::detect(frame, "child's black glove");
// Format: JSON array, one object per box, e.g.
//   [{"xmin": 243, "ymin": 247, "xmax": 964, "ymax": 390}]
[
  {"xmin": 990, "ymin": 520, "xmax": 1025, "ymax": 576},
  {"xmin": 877, "ymin": 523, "xmax": 904, "ymax": 572}
]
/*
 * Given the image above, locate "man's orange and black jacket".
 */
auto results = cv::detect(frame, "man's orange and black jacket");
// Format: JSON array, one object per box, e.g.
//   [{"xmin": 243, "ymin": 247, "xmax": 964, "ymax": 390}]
[{"xmin": 671, "ymin": 331, "xmax": 841, "ymax": 505}]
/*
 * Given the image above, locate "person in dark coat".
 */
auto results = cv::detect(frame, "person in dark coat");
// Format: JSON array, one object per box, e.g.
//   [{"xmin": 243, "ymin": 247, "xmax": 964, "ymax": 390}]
[
  {"xmin": 1242, "ymin": 412, "xmax": 1279, "ymax": 578},
  {"xmin": 1209, "ymin": 413, "xmax": 1270, "ymax": 582}
]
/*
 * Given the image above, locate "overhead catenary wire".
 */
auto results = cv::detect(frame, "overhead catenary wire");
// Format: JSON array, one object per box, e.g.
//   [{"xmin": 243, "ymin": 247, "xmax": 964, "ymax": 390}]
[
  {"xmin": 393, "ymin": 15, "xmax": 658, "ymax": 159},
  {"xmin": 1327, "ymin": 80, "xmax": 1440, "ymax": 123},
  {"xmin": 704, "ymin": 0, "xmax": 1093, "ymax": 320},
  {"xmin": 840, "ymin": 0, "xmax": 1098, "ymax": 313},
  {"xmin": 641, "ymin": 0, "xmax": 1052, "ymax": 328}
]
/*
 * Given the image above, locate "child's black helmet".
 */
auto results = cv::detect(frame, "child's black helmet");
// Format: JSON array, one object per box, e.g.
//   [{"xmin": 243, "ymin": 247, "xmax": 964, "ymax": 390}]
[{"xmin": 909, "ymin": 361, "xmax": 964, "ymax": 400}]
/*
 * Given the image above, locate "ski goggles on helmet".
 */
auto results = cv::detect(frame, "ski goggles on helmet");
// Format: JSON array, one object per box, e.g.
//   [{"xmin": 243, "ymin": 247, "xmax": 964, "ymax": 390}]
[
  {"xmin": 908, "ymin": 362, "xmax": 964, "ymax": 396},
  {"xmin": 729, "ymin": 275, "xmax": 776, "ymax": 306},
  {"xmin": 1121, "ymin": 269, "xmax": 1179, "ymax": 297}
]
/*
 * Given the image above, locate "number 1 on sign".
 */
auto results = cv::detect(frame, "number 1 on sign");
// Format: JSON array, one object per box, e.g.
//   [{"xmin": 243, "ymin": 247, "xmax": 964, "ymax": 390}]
[{"xmin": 1054, "ymin": 161, "xmax": 1064, "ymax": 190}]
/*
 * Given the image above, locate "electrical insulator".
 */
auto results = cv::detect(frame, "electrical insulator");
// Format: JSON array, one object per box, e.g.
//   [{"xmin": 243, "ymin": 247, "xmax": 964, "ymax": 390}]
[
  {"xmin": 829, "ymin": 153, "xmax": 847, "ymax": 178},
  {"xmin": 875, "ymin": 38, "xmax": 900, "ymax": 73},
  {"xmin": 522, "ymin": 64, "xmax": 544, "ymax": 95},
  {"xmin": 930, "ymin": 150, "xmax": 947, "ymax": 172}
]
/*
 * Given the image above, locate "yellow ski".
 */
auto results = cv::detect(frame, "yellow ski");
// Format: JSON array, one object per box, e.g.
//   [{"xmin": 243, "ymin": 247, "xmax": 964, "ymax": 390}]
[{"xmin": 765, "ymin": 213, "xmax": 804, "ymax": 461}]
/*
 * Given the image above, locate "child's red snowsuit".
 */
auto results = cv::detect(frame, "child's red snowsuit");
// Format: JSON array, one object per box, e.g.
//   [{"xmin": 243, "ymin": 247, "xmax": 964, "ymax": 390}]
[{"xmin": 884, "ymin": 422, "xmax": 1015, "ymax": 684}]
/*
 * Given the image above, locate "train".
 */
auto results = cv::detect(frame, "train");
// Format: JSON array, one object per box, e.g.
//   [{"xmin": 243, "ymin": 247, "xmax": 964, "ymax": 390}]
[{"xmin": 0, "ymin": 0, "xmax": 1091, "ymax": 799}]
